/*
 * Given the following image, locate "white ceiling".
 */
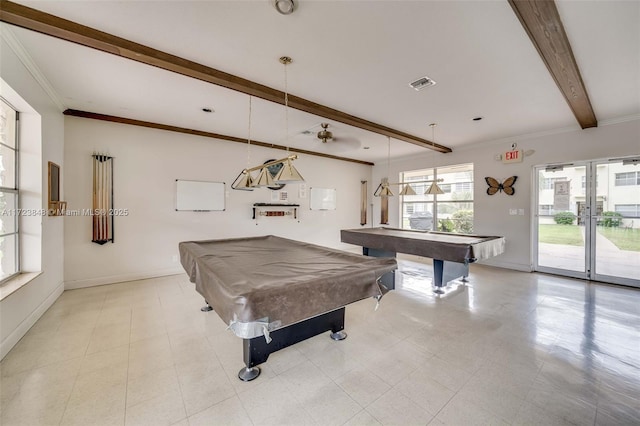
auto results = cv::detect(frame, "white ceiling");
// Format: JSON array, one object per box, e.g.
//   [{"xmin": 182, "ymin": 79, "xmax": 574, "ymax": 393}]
[{"xmin": 4, "ymin": 0, "xmax": 640, "ymax": 163}]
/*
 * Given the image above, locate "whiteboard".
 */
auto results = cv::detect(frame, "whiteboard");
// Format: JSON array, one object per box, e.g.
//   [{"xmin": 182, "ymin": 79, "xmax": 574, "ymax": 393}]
[
  {"xmin": 176, "ymin": 180, "xmax": 225, "ymax": 211},
  {"xmin": 310, "ymin": 187, "xmax": 336, "ymax": 210}
]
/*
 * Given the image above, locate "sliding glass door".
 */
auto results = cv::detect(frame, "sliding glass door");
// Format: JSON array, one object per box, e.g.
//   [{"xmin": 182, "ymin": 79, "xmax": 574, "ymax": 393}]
[{"xmin": 535, "ymin": 158, "xmax": 640, "ymax": 287}]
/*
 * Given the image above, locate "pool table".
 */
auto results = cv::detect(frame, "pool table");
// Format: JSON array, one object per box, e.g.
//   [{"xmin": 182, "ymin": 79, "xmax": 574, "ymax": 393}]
[
  {"xmin": 179, "ymin": 235, "xmax": 397, "ymax": 380},
  {"xmin": 341, "ymin": 227, "xmax": 505, "ymax": 292}
]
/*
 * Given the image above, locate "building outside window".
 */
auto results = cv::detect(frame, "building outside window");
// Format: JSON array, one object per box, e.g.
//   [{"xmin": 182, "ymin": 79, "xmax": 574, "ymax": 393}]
[
  {"xmin": 541, "ymin": 176, "xmax": 567, "ymax": 190},
  {"xmin": 400, "ymin": 163, "xmax": 473, "ymax": 233},
  {"xmin": 615, "ymin": 172, "xmax": 639, "ymax": 186},
  {"xmin": 615, "ymin": 204, "xmax": 640, "ymax": 218},
  {"xmin": 539, "ymin": 204, "xmax": 555, "ymax": 216},
  {"xmin": 0, "ymin": 98, "xmax": 19, "ymax": 282}
]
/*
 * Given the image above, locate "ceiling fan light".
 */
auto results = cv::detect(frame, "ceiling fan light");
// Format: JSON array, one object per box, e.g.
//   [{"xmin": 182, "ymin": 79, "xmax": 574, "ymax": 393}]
[
  {"xmin": 425, "ymin": 181, "xmax": 445, "ymax": 195},
  {"xmin": 399, "ymin": 184, "xmax": 416, "ymax": 196},
  {"xmin": 274, "ymin": 159, "xmax": 304, "ymax": 183}
]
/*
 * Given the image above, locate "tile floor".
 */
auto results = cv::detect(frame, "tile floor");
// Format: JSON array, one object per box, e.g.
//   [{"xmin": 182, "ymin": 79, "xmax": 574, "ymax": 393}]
[{"xmin": 1, "ymin": 258, "xmax": 639, "ymax": 426}]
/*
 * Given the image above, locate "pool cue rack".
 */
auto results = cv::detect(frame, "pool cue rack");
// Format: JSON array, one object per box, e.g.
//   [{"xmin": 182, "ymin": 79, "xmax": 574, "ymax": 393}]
[
  {"xmin": 252, "ymin": 203, "xmax": 299, "ymax": 220},
  {"xmin": 92, "ymin": 154, "xmax": 114, "ymax": 245}
]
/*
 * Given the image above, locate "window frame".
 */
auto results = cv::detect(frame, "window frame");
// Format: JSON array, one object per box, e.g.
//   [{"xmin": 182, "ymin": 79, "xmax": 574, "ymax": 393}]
[
  {"xmin": 614, "ymin": 171, "xmax": 639, "ymax": 186},
  {"xmin": 614, "ymin": 204, "xmax": 640, "ymax": 218},
  {"xmin": 0, "ymin": 97, "xmax": 20, "ymax": 284},
  {"xmin": 399, "ymin": 164, "xmax": 474, "ymax": 234}
]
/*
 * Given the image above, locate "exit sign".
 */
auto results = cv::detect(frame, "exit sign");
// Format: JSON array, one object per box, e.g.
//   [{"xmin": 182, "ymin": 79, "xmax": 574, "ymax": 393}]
[{"xmin": 503, "ymin": 149, "xmax": 523, "ymax": 164}]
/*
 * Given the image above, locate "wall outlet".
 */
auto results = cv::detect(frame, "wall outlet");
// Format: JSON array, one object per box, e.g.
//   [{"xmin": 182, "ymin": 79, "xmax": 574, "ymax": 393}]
[
  {"xmin": 509, "ymin": 208, "xmax": 518, "ymax": 215},
  {"xmin": 172, "ymin": 255, "xmax": 178, "ymax": 262},
  {"xmin": 518, "ymin": 209, "xmax": 525, "ymax": 216}
]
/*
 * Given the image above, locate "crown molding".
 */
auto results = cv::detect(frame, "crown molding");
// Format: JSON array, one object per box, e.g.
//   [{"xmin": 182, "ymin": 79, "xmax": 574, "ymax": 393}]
[
  {"xmin": 0, "ymin": 24, "xmax": 65, "ymax": 111},
  {"xmin": 390, "ymin": 114, "xmax": 640, "ymax": 165},
  {"xmin": 599, "ymin": 113, "xmax": 640, "ymax": 127}
]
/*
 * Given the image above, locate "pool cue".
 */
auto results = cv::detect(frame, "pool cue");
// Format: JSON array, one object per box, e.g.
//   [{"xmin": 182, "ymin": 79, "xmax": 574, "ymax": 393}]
[
  {"xmin": 99, "ymin": 157, "xmax": 104, "ymax": 241},
  {"xmin": 97, "ymin": 156, "xmax": 101, "ymax": 241},
  {"xmin": 102, "ymin": 157, "xmax": 107, "ymax": 240},
  {"xmin": 360, "ymin": 180, "xmax": 367, "ymax": 226},
  {"xmin": 92, "ymin": 155, "xmax": 97, "ymax": 241},
  {"xmin": 105, "ymin": 157, "xmax": 110, "ymax": 240}
]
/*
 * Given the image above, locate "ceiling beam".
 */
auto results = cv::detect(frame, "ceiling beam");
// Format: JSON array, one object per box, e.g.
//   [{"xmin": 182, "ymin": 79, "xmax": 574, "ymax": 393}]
[
  {"xmin": 0, "ymin": 0, "xmax": 452, "ymax": 153},
  {"xmin": 508, "ymin": 0, "xmax": 597, "ymax": 129},
  {"xmin": 63, "ymin": 109, "xmax": 375, "ymax": 166}
]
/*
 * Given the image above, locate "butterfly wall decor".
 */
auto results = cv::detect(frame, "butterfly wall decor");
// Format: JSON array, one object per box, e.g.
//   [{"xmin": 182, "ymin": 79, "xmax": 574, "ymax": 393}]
[{"xmin": 485, "ymin": 176, "xmax": 517, "ymax": 195}]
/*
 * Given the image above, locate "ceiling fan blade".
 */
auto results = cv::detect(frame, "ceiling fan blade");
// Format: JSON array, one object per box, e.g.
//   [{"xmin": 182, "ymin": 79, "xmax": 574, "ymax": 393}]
[{"xmin": 331, "ymin": 136, "xmax": 361, "ymax": 150}]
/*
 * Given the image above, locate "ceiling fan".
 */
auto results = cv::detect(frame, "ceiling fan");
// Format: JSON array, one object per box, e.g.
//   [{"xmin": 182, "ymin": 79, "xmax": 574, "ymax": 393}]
[
  {"xmin": 317, "ymin": 123, "xmax": 333, "ymax": 143},
  {"xmin": 296, "ymin": 122, "xmax": 361, "ymax": 151}
]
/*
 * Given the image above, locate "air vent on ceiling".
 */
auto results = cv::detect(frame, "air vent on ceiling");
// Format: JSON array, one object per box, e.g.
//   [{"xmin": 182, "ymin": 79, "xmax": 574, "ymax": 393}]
[{"xmin": 409, "ymin": 76, "xmax": 436, "ymax": 91}]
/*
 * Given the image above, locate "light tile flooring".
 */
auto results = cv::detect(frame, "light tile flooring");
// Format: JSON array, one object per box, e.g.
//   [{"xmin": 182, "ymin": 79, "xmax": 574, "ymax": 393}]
[{"xmin": 1, "ymin": 259, "xmax": 639, "ymax": 426}]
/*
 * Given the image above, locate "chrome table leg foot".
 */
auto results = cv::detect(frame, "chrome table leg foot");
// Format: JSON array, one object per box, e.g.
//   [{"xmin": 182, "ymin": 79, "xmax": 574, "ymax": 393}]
[{"xmin": 238, "ymin": 366, "xmax": 260, "ymax": 381}]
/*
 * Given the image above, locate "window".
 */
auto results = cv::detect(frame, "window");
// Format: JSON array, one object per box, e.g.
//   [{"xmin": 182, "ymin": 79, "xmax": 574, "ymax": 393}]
[
  {"xmin": 615, "ymin": 172, "xmax": 639, "ymax": 186},
  {"xmin": 615, "ymin": 204, "xmax": 640, "ymax": 217},
  {"xmin": 439, "ymin": 183, "xmax": 452, "ymax": 193},
  {"xmin": 455, "ymin": 182, "xmax": 472, "ymax": 192},
  {"xmin": 400, "ymin": 163, "xmax": 473, "ymax": 234},
  {"xmin": 541, "ymin": 177, "xmax": 567, "ymax": 190},
  {"xmin": 0, "ymin": 98, "xmax": 19, "ymax": 282},
  {"xmin": 539, "ymin": 205, "xmax": 555, "ymax": 216}
]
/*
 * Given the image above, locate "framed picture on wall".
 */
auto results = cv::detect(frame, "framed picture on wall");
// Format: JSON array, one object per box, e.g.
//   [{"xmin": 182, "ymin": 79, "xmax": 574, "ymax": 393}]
[{"xmin": 48, "ymin": 161, "xmax": 65, "ymax": 216}]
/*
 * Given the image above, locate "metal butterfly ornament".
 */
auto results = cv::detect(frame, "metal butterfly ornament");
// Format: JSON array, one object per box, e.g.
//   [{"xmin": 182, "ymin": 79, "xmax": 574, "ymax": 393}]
[{"xmin": 485, "ymin": 176, "xmax": 517, "ymax": 196}]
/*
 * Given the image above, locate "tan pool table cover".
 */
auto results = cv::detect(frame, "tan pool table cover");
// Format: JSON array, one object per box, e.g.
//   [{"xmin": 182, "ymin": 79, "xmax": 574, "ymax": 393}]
[{"xmin": 179, "ymin": 235, "xmax": 397, "ymax": 332}]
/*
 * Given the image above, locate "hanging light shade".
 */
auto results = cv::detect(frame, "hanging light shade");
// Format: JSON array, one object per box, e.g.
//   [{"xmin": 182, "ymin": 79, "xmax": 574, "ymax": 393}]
[
  {"xmin": 379, "ymin": 184, "xmax": 394, "ymax": 197},
  {"xmin": 425, "ymin": 123, "xmax": 445, "ymax": 195},
  {"xmin": 425, "ymin": 181, "xmax": 444, "ymax": 195},
  {"xmin": 274, "ymin": 56, "xmax": 305, "ymax": 184},
  {"xmin": 274, "ymin": 159, "xmax": 304, "ymax": 183},
  {"xmin": 236, "ymin": 170, "xmax": 255, "ymax": 189},
  {"xmin": 253, "ymin": 167, "xmax": 275, "ymax": 187},
  {"xmin": 399, "ymin": 184, "xmax": 416, "ymax": 196},
  {"xmin": 231, "ymin": 170, "xmax": 255, "ymax": 190}
]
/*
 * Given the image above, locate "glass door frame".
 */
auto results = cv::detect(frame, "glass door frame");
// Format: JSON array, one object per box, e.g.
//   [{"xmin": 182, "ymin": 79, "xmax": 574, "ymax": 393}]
[
  {"xmin": 589, "ymin": 159, "xmax": 639, "ymax": 288},
  {"xmin": 533, "ymin": 161, "xmax": 589, "ymax": 281},
  {"xmin": 533, "ymin": 158, "xmax": 640, "ymax": 288}
]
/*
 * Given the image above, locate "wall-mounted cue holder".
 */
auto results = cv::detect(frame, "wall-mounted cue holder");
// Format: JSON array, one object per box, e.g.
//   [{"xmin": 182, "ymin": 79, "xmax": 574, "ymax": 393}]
[
  {"xmin": 252, "ymin": 203, "xmax": 299, "ymax": 220},
  {"xmin": 92, "ymin": 154, "xmax": 114, "ymax": 245}
]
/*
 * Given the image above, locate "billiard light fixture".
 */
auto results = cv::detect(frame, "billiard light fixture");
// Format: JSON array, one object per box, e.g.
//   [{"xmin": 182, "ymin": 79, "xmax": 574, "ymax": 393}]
[
  {"xmin": 374, "ymin": 178, "xmax": 444, "ymax": 197},
  {"xmin": 374, "ymin": 124, "xmax": 444, "ymax": 197},
  {"xmin": 231, "ymin": 154, "xmax": 301, "ymax": 190},
  {"xmin": 231, "ymin": 57, "xmax": 304, "ymax": 190}
]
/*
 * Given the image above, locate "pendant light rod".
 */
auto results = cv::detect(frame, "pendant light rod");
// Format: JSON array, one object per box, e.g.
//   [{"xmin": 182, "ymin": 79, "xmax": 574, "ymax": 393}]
[
  {"xmin": 386, "ymin": 178, "xmax": 444, "ymax": 186},
  {"xmin": 245, "ymin": 154, "xmax": 298, "ymax": 173}
]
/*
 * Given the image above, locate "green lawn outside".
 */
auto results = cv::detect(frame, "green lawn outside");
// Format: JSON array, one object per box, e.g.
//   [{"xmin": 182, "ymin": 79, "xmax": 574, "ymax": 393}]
[
  {"xmin": 539, "ymin": 224, "xmax": 584, "ymax": 246},
  {"xmin": 597, "ymin": 227, "xmax": 640, "ymax": 252}
]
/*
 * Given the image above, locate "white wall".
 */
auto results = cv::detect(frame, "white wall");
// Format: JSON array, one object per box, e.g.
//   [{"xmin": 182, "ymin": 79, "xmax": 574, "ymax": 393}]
[
  {"xmin": 373, "ymin": 119, "xmax": 640, "ymax": 271},
  {"xmin": 63, "ymin": 117, "xmax": 372, "ymax": 288},
  {"xmin": 0, "ymin": 38, "xmax": 65, "ymax": 359}
]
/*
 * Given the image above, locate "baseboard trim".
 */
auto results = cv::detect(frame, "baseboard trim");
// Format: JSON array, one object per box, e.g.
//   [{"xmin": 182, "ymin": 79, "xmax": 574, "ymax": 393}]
[
  {"xmin": 1, "ymin": 280, "xmax": 64, "ymax": 360},
  {"xmin": 64, "ymin": 267, "xmax": 185, "ymax": 290},
  {"xmin": 477, "ymin": 259, "xmax": 533, "ymax": 272}
]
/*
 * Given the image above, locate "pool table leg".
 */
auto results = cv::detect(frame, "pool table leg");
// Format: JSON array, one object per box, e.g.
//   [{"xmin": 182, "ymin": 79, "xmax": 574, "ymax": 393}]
[
  {"xmin": 238, "ymin": 307, "xmax": 346, "ymax": 381},
  {"xmin": 433, "ymin": 260, "xmax": 471, "ymax": 293},
  {"xmin": 433, "ymin": 260, "xmax": 445, "ymax": 294}
]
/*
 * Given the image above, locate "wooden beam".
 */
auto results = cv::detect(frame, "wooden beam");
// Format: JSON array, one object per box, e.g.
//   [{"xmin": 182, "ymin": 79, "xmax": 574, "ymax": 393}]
[
  {"xmin": 1, "ymin": 0, "xmax": 452, "ymax": 153},
  {"xmin": 63, "ymin": 109, "xmax": 375, "ymax": 166},
  {"xmin": 508, "ymin": 0, "xmax": 597, "ymax": 129}
]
